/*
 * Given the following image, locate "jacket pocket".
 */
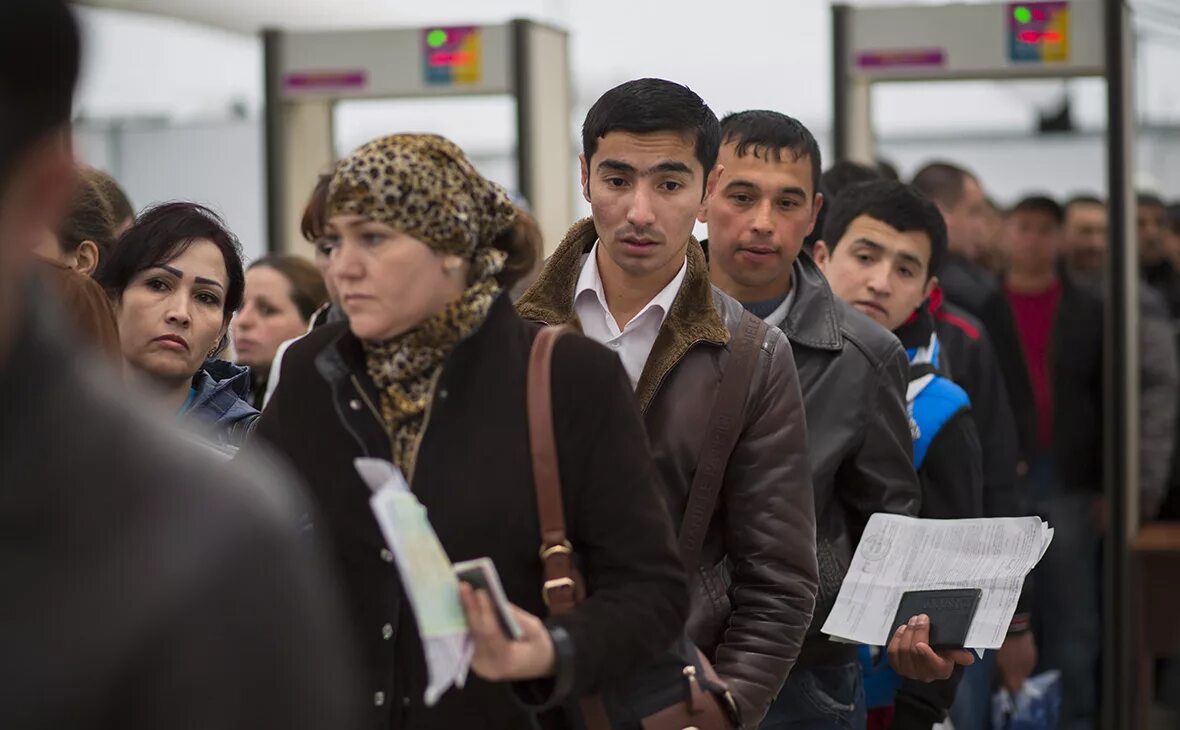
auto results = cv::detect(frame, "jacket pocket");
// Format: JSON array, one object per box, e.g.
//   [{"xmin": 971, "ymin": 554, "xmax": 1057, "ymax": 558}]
[{"xmin": 686, "ymin": 559, "xmax": 732, "ymax": 655}]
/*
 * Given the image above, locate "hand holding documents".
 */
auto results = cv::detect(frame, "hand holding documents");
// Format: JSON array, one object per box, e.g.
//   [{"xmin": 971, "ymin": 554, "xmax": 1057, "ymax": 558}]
[{"xmin": 822, "ymin": 514, "xmax": 1053, "ymax": 651}]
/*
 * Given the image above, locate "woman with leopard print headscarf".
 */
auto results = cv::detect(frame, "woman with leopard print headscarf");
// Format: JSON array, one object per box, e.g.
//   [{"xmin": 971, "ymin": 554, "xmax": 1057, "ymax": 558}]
[{"xmin": 250, "ymin": 134, "xmax": 687, "ymax": 730}]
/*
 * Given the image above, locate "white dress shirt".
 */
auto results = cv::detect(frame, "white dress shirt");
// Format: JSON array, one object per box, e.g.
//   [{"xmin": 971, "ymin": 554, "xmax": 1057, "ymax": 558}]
[{"xmin": 574, "ymin": 242, "xmax": 689, "ymax": 389}]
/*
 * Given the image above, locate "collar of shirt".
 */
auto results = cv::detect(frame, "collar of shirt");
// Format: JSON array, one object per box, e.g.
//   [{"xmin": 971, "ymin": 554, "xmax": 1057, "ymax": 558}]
[
  {"xmin": 573, "ymin": 241, "xmax": 689, "ymax": 387},
  {"xmin": 575, "ymin": 241, "xmax": 687, "ymax": 336}
]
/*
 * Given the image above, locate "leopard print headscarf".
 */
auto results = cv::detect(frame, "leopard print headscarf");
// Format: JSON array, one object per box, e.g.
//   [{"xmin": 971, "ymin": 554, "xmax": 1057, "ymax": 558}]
[{"xmin": 327, "ymin": 134, "xmax": 516, "ymax": 477}]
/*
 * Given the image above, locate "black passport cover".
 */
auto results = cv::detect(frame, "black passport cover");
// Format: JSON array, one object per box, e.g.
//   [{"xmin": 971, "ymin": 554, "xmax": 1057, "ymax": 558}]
[{"xmin": 891, "ymin": 588, "xmax": 982, "ymax": 650}]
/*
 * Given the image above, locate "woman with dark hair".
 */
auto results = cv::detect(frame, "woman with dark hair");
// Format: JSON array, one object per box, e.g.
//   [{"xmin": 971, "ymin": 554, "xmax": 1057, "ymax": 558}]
[
  {"xmin": 233, "ymin": 254, "xmax": 328, "ymax": 409},
  {"xmin": 95, "ymin": 201, "xmax": 259, "ymax": 448},
  {"xmin": 33, "ymin": 167, "xmax": 116, "ymax": 277},
  {"xmin": 252, "ymin": 134, "xmax": 687, "ymax": 729}
]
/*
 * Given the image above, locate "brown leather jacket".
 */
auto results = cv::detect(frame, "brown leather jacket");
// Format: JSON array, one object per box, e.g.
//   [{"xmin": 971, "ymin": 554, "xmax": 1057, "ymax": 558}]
[{"xmin": 518, "ymin": 219, "xmax": 818, "ymax": 727}]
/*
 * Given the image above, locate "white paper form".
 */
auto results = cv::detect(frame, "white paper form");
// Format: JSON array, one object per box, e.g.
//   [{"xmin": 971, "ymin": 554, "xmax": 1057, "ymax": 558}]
[
  {"xmin": 821, "ymin": 514, "xmax": 1053, "ymax": 650},
  {"xmin": 356, "ymin": 458, "xmax": 474, "ymax": 706}
]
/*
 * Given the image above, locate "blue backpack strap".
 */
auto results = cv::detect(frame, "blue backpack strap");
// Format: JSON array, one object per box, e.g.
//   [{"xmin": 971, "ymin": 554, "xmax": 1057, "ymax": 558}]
[{"xmin": 909, "ymin": 373, "xmax": 970, "ymax": 469}]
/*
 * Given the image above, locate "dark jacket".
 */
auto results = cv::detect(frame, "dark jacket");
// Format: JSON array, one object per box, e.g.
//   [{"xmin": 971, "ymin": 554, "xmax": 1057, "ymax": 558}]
[
  {"xmin": 933, "ymin": 298, "xmax": 1034, "ymax": 629},
  {"xmin": 1, "ymin": 285, "xmax": 362, "ymax": 730},
  {"xmin": 518, "ymin": 221, "xmax": 818, "ymax": 727},
  {"xmin": 253, "ymin": 293, "xmax": 689, "ymax": 730},
  {"xmin": 755, "ymin": 254, "xmax": 920, "ymax": 670},
  {"xmin": 939, "ymin": 253, "xmax": 1037, "ymax": 464},
  {"xmin": 186, "ymin": 358, "xmax": 260, "ymax": 448},
  {"xmin": 889, "ymin": 305, "xmax": 985, "ymax": 729}
]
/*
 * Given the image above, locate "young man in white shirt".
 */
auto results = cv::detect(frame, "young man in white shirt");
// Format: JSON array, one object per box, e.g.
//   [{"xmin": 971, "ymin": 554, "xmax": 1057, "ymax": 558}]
[{"xmin": 518, "ymin": 78, "xmax": 818, "ymax": 727}]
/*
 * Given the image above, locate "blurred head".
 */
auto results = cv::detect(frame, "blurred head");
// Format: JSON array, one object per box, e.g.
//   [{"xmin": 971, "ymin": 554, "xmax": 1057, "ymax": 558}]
[
  {"xmin": 1063, "ymin": 195, "xmax": 1107, "ymax": 274},
  {"xmin": 87, "ymin": 167, "xmax": 135, "ymax": 236},
  {"xmin": 701, "ymin": 110, "xmax": 822, "ymax": 301},
  {"xmin": 912, "ymin": 161, "xmax": 990, "ymax": 262},
  {"xmin": 1139, "ymin": 192, "xmax": 1169, "ymax": 268},
  {"xmin": 32, "ymin": 169, "xmax": 116, "ymax": 276},
  {"xmin": 0, "ymin": 0, "xmax": 80, "ymax": 291},
  {"xmin": 324, "ymin": 133, "xmax": 530, "ymax": 342},
  {"xmin": 1168, "ymin": 203, "xmax": 1180, "ymax": 266},
  {"xmin": 232, "ymin": 255, "xmax": 327, "ymax": 374},
  {"xmin": 1004, "ymin": 195, "xmax": 1064, "ymax": 277},
  {"xmin": 804, "ymin": 161, "xmax": 885, "ymax": 253},
  {"xmin": 580, "ymin": 78, "xmax": 720, "ymax": 286},
  {"xmin": 95, "ymin": 202, "xmax": 245, "ymax": 387},
  {"xmin": 301, "ymin": 166, "xmax": 339, "ymax": 306},
  {"xmin": 814, "ymin": 181, "xmax": 946, "ymax": 331}
]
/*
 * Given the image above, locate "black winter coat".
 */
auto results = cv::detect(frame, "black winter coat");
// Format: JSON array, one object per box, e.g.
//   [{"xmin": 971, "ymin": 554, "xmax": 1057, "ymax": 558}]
[{"xmin": 253, "ymin": 294, "xmax": 689, "ymax": 730}]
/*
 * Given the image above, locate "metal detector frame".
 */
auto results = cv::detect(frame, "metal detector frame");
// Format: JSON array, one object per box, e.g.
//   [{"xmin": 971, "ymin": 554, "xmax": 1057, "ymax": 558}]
[
  {"xmin": 832, "ymin": 2, "xmax": 1136, "ymax": 724},
  {"xmin": 262, "ymin": 19, "xmax": 573, "ymax": 256}
]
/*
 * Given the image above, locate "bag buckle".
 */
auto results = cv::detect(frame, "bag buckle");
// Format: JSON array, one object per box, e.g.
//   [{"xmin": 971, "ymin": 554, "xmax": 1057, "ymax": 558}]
[
  {"xmin": 542, "ymin": 577, "xmax": 576, "ymax": 606},
  {"xmin": 540, "ymin": 541, "xmax": 573, "ymax": 561}
]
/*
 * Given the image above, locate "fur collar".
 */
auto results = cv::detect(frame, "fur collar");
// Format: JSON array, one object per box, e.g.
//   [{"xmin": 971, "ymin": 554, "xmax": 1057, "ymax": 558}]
[{"xmin": 516, "ymin": 218, "xmax": 729, "ymax": 410}]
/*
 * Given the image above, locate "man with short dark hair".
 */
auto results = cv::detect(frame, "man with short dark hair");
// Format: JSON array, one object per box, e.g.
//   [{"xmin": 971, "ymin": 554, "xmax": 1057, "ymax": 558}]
[
  {"xmin": 699, "ymin": 110, "xmax": 921, "ymax": 728},
  {"xmin": 1140, "ymin": 191, "xmax": 1180, "ymax": 322},
  {"xmin": 1064, "ymin": 195, "xmax": 1178, "ymax": 519},
  {"xmin": 517, "ymin": 80, "xmax": 819, "ymax": 727},
  {"xmin": 0, "ymin": 3, "xmax": 362, "ymax": 728},
  {"xmin": 1004, "ymin": 194, "xmax": 1105, "ymax": 728},
  {"xmin": 912, "ymin": 163, "xmax": 1037, "ymax": 473},
  {"xmin": 815, "ymin": 178, "xmax": 983, "ymax": 728}
]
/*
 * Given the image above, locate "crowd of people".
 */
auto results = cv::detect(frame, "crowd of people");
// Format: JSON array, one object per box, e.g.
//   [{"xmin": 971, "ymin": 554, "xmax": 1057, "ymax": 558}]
[{"xmin": 5, "ymin": 2, "xmax": 1180, "ymax": 730}]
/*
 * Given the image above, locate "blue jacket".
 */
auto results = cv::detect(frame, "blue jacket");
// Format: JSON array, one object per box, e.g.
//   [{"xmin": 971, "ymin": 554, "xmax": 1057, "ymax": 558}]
[{"xmin": 185, "ymin": 359, "xmax": 260, "ymax": 449}]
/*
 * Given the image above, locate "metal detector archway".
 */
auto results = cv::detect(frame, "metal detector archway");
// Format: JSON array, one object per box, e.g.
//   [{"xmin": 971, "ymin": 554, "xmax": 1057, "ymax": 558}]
[
  {"xmin": 832, "ymin": 2, "xmax": 1137, "ymax": 724},
  {"xmin": 263, "ymin": 20, "xmax": 572, "ymax": 256}
]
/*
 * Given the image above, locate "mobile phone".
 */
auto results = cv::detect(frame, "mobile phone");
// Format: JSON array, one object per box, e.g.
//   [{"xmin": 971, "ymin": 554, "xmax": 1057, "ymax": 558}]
[{"xmin": 454, "ymin": 557, "xmax": 524, "ymax": 640}]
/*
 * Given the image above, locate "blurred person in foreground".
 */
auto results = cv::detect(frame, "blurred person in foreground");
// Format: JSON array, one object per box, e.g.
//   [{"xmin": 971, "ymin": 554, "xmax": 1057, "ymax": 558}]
[
  {"xmin": 1063, "ymin": 195, "xmax": 1178, "ymax": 520},
  {"xmin": 252, "ymin": 132, "xmax": 689, "ymax": 729},
  {"xmin": 1004, "ymin": 195, "xmax": 1104, "ymax": 730},
  {"xmin": 233, "ymin": 254, "xmax": 328, "ymax": 410},
  {"xmin": 814, "ymin": 179, "xmax": 983, "ymax": 730},
  {"xmin": 0, "ymin": 2, "xmax": 363, "ymax": 728},
  {"xmin": 95, "ymin": 202, "xmax": 260, "ymax": 450},
  {"xmin": 698, "ymin": 111, "xmax": 918, "ymax": 728}
]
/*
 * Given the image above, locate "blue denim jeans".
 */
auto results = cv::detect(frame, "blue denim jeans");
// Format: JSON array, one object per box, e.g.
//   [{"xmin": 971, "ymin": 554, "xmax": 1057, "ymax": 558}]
[
  {"xmin": 760, "ymin": 662, "xmax": 867, "ymax": 730},
  {"xmin": 948, "ymin": 648, "xmax": 998, "ymax": 730},
  {"xmin": 1028, "ymin": 457, "xmax": 1101, "ymax": 730}
]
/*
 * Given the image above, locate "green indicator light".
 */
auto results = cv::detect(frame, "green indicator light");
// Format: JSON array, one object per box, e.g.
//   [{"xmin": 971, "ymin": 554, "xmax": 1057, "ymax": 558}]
[
  {"xmin": 1014, "ymin": 6, "xmax": 1032, "ymax": 23},
  {"xmin": 426, "ymin": 29, "xmax": 448, "ymax": 48}
]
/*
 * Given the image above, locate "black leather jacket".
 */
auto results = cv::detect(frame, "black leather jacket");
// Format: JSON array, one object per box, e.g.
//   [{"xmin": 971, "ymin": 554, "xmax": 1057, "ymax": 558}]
[{"xmin": 763, "ymin": 255, "xmax": 921, "ymax": 668}]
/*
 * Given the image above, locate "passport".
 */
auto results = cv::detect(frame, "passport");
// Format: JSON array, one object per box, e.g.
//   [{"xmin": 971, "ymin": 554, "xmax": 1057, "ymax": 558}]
[{"xmin": 892, "ymin": 588, "xmax": 982, "ymax": 649}]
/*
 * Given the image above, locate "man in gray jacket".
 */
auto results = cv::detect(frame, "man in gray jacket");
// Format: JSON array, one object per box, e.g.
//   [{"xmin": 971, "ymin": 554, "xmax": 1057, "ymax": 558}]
[{"xmin": 1063, "ymin": 195, "xmax": 1178, "ymax": 518}]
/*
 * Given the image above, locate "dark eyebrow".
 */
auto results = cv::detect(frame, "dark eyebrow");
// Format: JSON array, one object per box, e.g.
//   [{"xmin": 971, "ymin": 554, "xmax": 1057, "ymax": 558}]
[
  {"xmin": 597, "ymin": 159, "xmax": 693, "ymax": 177},
  {"xmin": 778, "ymin": 186, "xmax": 809, "ymax": 199},
  {"xmin": 151, "ymin": 264, "xmax": 225, "ymax": 290}
]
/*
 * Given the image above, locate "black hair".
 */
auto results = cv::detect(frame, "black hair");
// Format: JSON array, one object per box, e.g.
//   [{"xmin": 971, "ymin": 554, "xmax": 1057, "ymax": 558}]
[
  {"xmin": 876, "ymin": 159, "xmax": 901, "ymax": 181},
  {"xmin": 803, "ymin": 161, "xmax": 884, "ymax": 253},
  {"xmin": 0, "ymin": 0, "xmax": 79, "ymax": 185},
  {"xmin": 911, "ymin": 161, "xmax": 977, "ymax": 209},
  {"xmin": 1011, "ymin": 195, "xmax": 1064, "ymax": 225},
  {"xmin": 96, "ymin": 202, "xmax": 246, "ymax": 324},
  {"xmin": 718, "ymin": 110, "xmax": 823, "ymax": 197},
  {"xmin": 822, "ymin": 180, "xmax": 948, "ymax": 279},
  {"xmin": 1138, "ymin": 191, "xmax": 1166, "ymax": 210},
  {"xmin": 582, "ymin": 78, "xmax": 720, "ymax": 187}
]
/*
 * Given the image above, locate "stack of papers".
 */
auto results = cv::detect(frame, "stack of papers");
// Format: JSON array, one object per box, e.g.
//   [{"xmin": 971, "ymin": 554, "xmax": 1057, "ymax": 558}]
[
  {"xmin": 356, "ymin": 458, "xmax": 473, "ymax": 706},
  {"xmin": 821, "ymin": 514, "xmax": 1053, "ymax": 651}
]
